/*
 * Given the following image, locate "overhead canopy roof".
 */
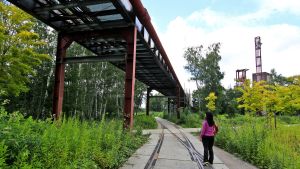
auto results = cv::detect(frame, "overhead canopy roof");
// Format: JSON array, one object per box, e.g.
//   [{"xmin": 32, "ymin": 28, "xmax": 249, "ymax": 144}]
[{"xmin": 8, "ymin": 0, "xmax": 187, "ymax": 104}]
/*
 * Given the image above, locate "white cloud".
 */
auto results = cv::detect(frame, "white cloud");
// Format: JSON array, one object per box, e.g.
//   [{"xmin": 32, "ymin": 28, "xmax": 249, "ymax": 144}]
[
  {"xmin": 158, "ymin": 7, "xmax": 300, "ymax": 91},
  {"xmin": 187, "ymin": 8, "xmax": 227, "ymax": 27},
  {"xmin": 261, "ymin": 0, "xmax": 300, "ymax": 15}
]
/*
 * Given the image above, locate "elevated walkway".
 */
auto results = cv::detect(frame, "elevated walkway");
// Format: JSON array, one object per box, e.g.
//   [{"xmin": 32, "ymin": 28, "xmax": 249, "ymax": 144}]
[{"xmin": 8, "ymin": 0, "xmax": 188, "ymax": 127}]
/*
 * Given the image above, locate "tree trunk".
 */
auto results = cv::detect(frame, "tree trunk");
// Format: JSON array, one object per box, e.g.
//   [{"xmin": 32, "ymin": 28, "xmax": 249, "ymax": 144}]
[{"xmin": 41, "ymin": 66, "xmax": 53, "ymax": 118}]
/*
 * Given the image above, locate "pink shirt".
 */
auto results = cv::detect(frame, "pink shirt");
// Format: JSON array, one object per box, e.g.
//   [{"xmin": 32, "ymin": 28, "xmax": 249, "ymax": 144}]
[{"xmin": 201, "ymin": 120, "xmax": 215, "ymax": 137}]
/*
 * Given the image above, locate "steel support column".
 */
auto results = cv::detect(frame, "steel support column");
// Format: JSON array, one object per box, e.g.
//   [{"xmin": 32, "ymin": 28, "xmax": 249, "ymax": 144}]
[
  {"xmin": 176, "ymin": 86, "xmax": 181, "ymax": 119},
  {"xmin": 53, "ymin": 33, "xmax": 73, "ymax": 120},
  {"xmin": 123, "ymin": 27, "xmax": 137, "ymax": 129},
  {"xmin": 146, "ymin": 87, "xmax": 152, "ymax": 116}
]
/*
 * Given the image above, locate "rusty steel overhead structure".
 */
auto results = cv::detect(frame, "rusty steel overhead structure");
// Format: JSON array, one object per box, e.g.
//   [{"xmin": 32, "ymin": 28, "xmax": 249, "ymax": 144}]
[{"xmin": 9, "ymin": 0, "xmax": 187, "ymax": 128}]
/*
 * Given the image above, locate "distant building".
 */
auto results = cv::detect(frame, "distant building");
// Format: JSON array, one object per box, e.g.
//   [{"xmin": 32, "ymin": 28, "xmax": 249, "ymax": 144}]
[
  {"xmin": 252, "ymin": 72, "xmax": 271, "ymax": 82},
  {"xmin": 236, "ymin": 69, "xmax": 249, "ymax": 86}
]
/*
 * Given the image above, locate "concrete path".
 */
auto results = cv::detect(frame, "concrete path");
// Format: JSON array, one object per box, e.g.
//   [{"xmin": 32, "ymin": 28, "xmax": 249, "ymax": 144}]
[
  {"xmin": 120, "ymin": 118, "xmax": 257, "ymax": 169},
  {"xmin": 213, "ymin": 147, "xmax": 258, "ymax": 169}
]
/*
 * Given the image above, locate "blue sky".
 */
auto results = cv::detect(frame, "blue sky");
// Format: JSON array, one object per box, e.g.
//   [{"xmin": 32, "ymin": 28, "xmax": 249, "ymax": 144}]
[
  {"xmin": 140, "ymin": 0, "xmax": 300, "ymax": 90},
  {"xmin": 142, "ymin": 0, "xmax": 261, "ymax": 31}
]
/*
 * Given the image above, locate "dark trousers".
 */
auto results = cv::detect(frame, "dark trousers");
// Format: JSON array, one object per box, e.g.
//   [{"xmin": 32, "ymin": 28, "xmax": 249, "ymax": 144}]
[{"xmin": 202, "ymin": 136, "xmax": 214, "ymax": 164}]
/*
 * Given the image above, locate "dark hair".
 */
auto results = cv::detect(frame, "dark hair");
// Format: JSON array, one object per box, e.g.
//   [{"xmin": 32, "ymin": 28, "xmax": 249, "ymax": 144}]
[{"xmin": 206, "ymin": 112, "xmax": 215, "ymax": 127}]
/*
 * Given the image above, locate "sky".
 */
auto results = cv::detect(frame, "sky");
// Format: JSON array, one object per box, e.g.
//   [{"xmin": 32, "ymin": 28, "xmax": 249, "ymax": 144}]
[{"xmin": 141, "ymin": 0, "xmax": 300, "ymax": 91}]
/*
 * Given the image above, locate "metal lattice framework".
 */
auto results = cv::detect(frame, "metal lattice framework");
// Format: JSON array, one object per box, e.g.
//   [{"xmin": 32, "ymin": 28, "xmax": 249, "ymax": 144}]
[{"xmin": 8, "ymin": 0, "xmax": 187, "ymax": 128}]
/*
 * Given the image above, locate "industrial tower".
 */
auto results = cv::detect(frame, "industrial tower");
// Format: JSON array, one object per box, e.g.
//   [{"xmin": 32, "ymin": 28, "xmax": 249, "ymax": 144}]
[{"xmin": 252, "ymin": 36, "xmax": 270, "ymax": 82}]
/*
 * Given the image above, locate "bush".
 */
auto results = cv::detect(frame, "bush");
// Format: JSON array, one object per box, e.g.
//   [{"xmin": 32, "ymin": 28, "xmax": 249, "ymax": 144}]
[
  {"xmin": 215, "ymin": 115, "xmax": 300, "ymax": 169},
  {"xmin": 0, "ymin": 110, "xmax": 147, "ymax": 168},
  {"xmin": 150, "ymin": 111, "xmax": 164, "ymax": 118},
  {"xmin": 134, "ymin": 114, "xmax": 158, "ymax": 129},
  {"xmin": 165, "ymin": 111, "xmax": 202, "ymax": 128},
  {"xmin": 278, "ymin": 115, "xmax": 300, "ymax": 125}
]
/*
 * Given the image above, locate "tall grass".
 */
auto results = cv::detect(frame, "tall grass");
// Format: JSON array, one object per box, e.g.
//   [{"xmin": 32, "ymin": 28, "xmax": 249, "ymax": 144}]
[
  {"xmin": 133, "ymin": 111, "xmax": 165, "ymax": 129},
  {"xmin": 215, "ymin": 115, "xmax": 300, "ymax": 169},
  {"xmin": 0, "ymin": 109, "xmax": 147, "ymax": 168},
  {"xmin": 134, "ymin": 114, "xmax": 157, "ymax": 129},
  {"xmin": 165, "ymin": 112, "xmax": 202, "ymax": 128}
]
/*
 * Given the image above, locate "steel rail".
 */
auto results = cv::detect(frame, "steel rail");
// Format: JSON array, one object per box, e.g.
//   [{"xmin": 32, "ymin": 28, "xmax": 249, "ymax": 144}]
[
  {"xmin": 144, "ymin": 128, "xmax": 165, "ymax": 169},
  {"xmin": 157, "ymin": 119, "xmax": 214, "ymax": 169}
]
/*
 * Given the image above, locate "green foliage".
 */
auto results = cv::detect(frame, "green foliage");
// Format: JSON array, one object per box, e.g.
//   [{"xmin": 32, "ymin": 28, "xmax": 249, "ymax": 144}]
[
  {"xmin": 269, "ymin": 68, "xmax": 289, "ymax": 86},
  {"xmin": 183, "ymin": 43, "xmax": 225, "ymax": 114},
  {"xmin": 0, "ymin": 109, "xmax": 147, "ymax": 168},
  {"xmin": 150, "ymin": 94, "xmax": 168, "ymax": 112},
  {"xmin": 277, "ymin": 115, "xmax": 300, "ymax": 125},
  {"xmin": 134, "ymin": 114, "xmax": 158, "ymax": 129},
  {"xmin": 134, "ymin": 81, "xmax": 147, "ymax": 111},
  {"xmin": 238, "ymin": 77, "xmax": 300, "ymax": 117},
  {"xmin": 0, "ymin": 2, "xmax": 49, "ymax": 96},
  {"xmin": 150, "ymin": 111, "xmax": 164, "ymax": 118},
  {"xmin": 275, "ymin": 81, "xmax": 300, "ymax": 115},
  {"xmin": 166, "ymin": 111, "xmax": 202, "ymax": 128},
  {"xmin": 237, "ymin": 80, "xmax": 266, "ymax": 114},
  {"xmin": 0, "ymin": 141, "xmax": 7, "ymax": 168},
  {"xmin": 223, "ymin": 88, "xmax": 243, "ymax": 116},
  {"xmin": 205, "ymin": 92, "xmax": 217, "ymax": 112},
  {"xmin": 215, "ymin": 115, "xmax": 300, "ymax": 169}
]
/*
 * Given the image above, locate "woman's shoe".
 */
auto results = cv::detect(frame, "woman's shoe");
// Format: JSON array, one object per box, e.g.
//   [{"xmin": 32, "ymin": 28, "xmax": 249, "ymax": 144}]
[{"xmin": 203, "ymin": 162, "xmax": 209, "ymax": 166}]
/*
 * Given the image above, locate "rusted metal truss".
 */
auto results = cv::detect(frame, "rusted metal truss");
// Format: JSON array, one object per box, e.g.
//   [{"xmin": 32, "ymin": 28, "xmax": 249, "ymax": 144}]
[{"xmin": 8, "ymin": 0, "xmax": 188, "ymax": 128}]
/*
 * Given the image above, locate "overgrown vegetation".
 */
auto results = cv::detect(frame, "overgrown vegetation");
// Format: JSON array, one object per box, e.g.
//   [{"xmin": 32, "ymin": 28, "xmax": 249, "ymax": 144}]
[
  {"xmin": 0, "ymin": 109, "xmax": 147, "ymax": 169},
  {"xmin": 215, "ymin": 115, "xmax": 300, "ymax": 169},
  {"xmin": 134, "ymin": 113, "xmax": 158, "ymax": 129},
  {"xmin": 165, "ymin": 111, "xmax": 300, "ymax": 169},
  {"xmin": 165, "ymin": 111, "xmax": 203, "ymax": 128}
]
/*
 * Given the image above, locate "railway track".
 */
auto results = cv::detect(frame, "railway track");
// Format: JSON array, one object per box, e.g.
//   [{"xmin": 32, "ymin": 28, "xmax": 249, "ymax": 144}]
[
  {"xmin": 144, "ymin": 118, "xmax": 214, "ymax": 169},
  {"xmin": 144, "ymin": 127, "xmax": 164, "ymax": 169}
]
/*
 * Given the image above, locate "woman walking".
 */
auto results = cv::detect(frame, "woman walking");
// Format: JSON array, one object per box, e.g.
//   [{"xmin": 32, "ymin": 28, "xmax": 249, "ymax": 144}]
[{"xmin": 200, "ymin": 112, "xmax": 218, "ymax": 166}]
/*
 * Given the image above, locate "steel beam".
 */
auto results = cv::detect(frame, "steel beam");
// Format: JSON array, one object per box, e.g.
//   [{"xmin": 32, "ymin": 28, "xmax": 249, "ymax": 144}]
[
  {"xmin": 48, "ymin": 10, "xmax": 119, "ymax": 22},
  {"xmin": 34, "ymin": 0, "xmax": 111, "ymax": 13},
  {"xmin": 123, "ymin": 27, "xmax": 137, "ymax": 129},
  {"xmin": 63, "ymin": 55, "xmax": 125, "ymax": 64},
  {"xmin": 146, "ymin": 87, "xmax": 152, "ymax": 116},
  {"xmin": 150, "ymin": 96, "xmax": 176, "ymax": 99},
  {"xmin": 53, "ymin": 33, "xmax": 73, "ymax": 120}
]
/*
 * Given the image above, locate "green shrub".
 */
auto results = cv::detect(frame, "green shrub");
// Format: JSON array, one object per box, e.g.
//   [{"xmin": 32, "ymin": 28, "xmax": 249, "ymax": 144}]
[
  {"xmin": 278, "ymin": 115, "xmax": 300, "ymax": 125},
  {"xmin": 165, "ymin": 111, "xmax": 202, "ymax": 128},
  {"xmin": 0, "ymin": 141, "xmax": 7, "ymax": 168},
  {"xmin": 150, "ymin": 111, "xmax": 164, "ymax": 118},
  {"xmin": 0, "ymin": 110, "xmax": 147, "ymax": 168},
  {"xmin": 215, "ymin": 115, "xmax": 300, "ymax": 169},
  {"xmin": 134, "ymin": 114, "xmax": 157, "ymax": 129}
]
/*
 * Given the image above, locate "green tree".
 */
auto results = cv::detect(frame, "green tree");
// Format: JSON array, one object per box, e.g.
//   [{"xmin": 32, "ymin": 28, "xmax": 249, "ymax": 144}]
[
  {"xmin": 237, "ymin": 80, "xmax": 266, "ymax": 115},
  {"xmin": 184, "ymin": 43, "xmax": 224, "ymax": 113},
  {"xmin": 6, "ymin": 21, "xmax": 57, "ymax": 118},
  {"xmin": 205, "ymin": 92, "xmax": 217, "ymax": 112},
  {"xmin": 150, "ymin": 93, "xmax": 166, "ymax": 112},
  {"xmin": 269, "ymin": 68, "xmax": 289, "ymax": 85},
  {"xmin": 134, "ymin": 80, "xmax": 147, "ymax": 112},
  {"xmin": 0, "ymin": 2, "xmax": 49, "ymax": 96},
  {"xmin": 223, "ymin": 88, "xmax": 243, "ymax": 116},
  {"xmin": 275, "ymin": 76, "xmax": 300, "ymax": 115}
]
